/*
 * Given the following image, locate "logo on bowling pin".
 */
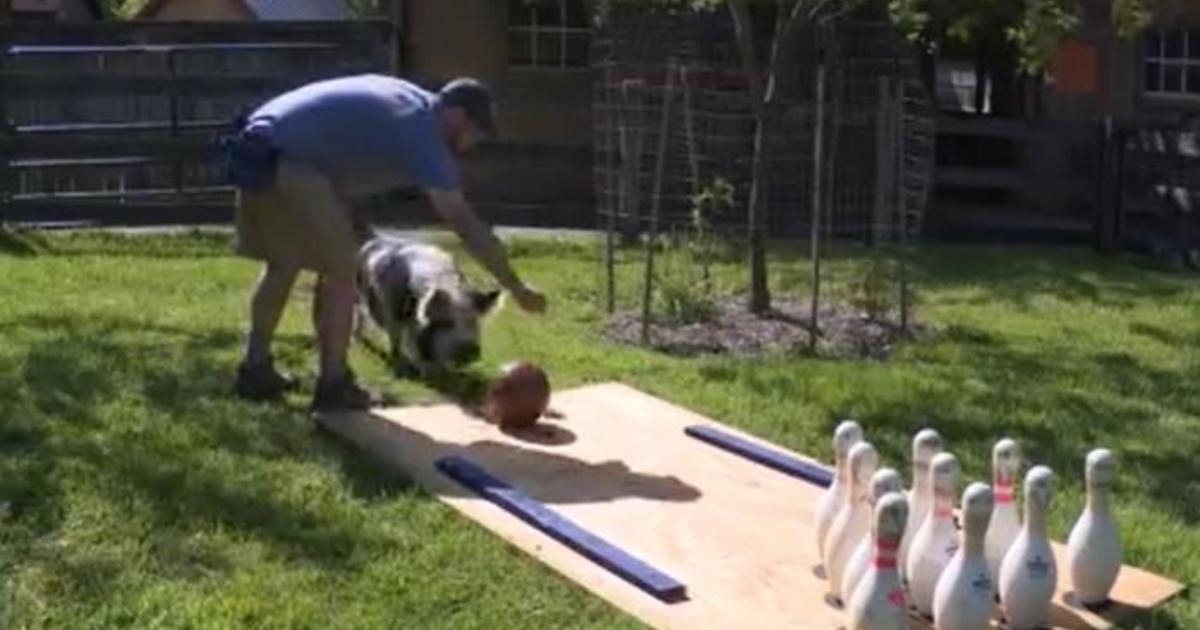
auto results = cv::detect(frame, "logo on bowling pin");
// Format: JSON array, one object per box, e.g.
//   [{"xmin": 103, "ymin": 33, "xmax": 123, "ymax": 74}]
[
  {"xmin": 847, "ymin": 492, "xmax": 910, "ymax": 630},
  {"xmin": 1067, "ymin": 448, "xmax": 1122, "ymax": 607},
  {"xmin": 999, "ymin": 465, "xmax": 1057, "ymax": 630},
  {"xmin": 816, "ymin": 420, "xmax": 863, "ymax": 572},
  {"xmin": 933, "ymin": 482, "xmax": 995, "ymax": 630}
]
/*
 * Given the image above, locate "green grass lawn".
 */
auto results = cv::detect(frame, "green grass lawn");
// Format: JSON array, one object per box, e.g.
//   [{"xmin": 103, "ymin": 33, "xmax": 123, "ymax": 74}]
[{"xmin": 0, "ymin": 227, "xmax": 1197, "ymax": 629}]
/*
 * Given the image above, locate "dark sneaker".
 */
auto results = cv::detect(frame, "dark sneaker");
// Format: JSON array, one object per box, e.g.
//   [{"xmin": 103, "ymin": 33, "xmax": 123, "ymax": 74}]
[
  {"xmin": 310, "ymin": 370, "xmax": 382, "ymax": 412},
  {"xmin": 234, "ymin": 358, "xmax": 299, "ymax": 402}
]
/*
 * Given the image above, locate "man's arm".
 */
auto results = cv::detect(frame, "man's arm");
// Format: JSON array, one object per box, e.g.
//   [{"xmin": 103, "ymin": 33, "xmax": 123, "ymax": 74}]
[{"xmin": 426, "ymin": 188, "xmax": 546, "ymax": 313}]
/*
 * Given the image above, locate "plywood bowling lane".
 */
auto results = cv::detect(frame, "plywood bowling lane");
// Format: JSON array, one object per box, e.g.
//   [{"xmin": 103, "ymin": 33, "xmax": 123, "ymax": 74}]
[{"xmin": 314, "ymin": 382, "xmax": 1186, "ymax": 630}]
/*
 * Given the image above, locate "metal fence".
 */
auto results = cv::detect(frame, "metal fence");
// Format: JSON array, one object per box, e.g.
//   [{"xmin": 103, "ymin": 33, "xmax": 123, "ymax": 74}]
[
  {"xmin": 0, "ymin": 20, "xmax": 393, "ymax": 227},
  {"xmin": 1100, "ymin": 114, "xmax": 1200, "ymax": 264}
]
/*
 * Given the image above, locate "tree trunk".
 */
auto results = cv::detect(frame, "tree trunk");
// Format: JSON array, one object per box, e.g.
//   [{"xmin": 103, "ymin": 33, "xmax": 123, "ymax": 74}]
[
  {"xmin": 729, "ymin": 0, "xmax": 771, "ymax": 314},
  {"xmin": 732, "ymin": 0, "xmax": 809, "ymax": 314}
]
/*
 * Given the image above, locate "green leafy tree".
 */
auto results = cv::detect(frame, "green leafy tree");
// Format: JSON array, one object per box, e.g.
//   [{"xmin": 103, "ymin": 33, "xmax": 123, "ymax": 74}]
[{"xmin": 888, "ymin": 0, "xmax": 1163, "ymax": 114}]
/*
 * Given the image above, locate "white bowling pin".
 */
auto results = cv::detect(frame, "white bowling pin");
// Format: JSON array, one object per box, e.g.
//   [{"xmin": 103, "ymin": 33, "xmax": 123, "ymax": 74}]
[
  {"xmin": 847, "ymin": 492, "xmax": 910, "ymax": 630},
  {"xmin": 999, "ymin": 466, "xmax": 1057, "ymax": 629},
  {"xmin": 817, "ymin": 420, "xmax": 864, "ymax": 569},
  {"xmin": 985, "ymin": 438, "xmax": 1022, "ymax": 588},
  {"xmin": 906, "ymin": 451, "xmax": 961, "ymax": 617},
  {"xmin": 1067, "ymin": 448, "xmax": 1122, "ymax": 606},
  {"xmin": 900, "ymin": 428, "xmax": 943, "ymax": 584},
  {"xmin": 842, "ymin": 468, "xmax": 905, "ymax": 602},
  {"xmin": 933, "ymin": 482, "xmax": 996, "ymax": 630},
  {"xmin": 825, "ymin": 441, "xmax": 878, "ymax": 605}
]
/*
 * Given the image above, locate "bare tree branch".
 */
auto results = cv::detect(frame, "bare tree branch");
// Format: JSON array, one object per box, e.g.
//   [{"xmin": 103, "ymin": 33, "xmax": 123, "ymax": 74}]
[{"xmin": 727, "ymin": 0, "xmax": 763, "ymax": 100}]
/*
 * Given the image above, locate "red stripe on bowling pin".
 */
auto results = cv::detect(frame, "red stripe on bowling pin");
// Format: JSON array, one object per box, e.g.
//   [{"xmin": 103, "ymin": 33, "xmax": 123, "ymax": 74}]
[
  {"xmin": 874, "ymin": 540, "xmax": 899, "ymax": 569},
  {"xmin": 995, "ymin": 473, "xmax": 1014, "ymax": 504}
]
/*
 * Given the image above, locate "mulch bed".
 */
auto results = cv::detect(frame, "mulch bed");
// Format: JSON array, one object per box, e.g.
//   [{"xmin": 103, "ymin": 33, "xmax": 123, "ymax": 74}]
[{"xmin": 603, "ymin": 297, "xmax": 934, "ymax": 360}]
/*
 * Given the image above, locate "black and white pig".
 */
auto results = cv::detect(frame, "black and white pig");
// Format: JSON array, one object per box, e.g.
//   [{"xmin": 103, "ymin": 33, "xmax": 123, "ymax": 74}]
[{"xmin": 354, "ymin": 232, "xmax": 503, "ymax": 376}]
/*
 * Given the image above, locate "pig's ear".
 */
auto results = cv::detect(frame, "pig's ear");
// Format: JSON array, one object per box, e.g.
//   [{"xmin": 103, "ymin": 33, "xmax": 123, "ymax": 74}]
[
  {"xmin": 472, "ymin": 289, "xmax": 503, "ymax": 316},
  {"xmin": 417, "ymin": 287, "xmax": 452, "ymax": 325}
]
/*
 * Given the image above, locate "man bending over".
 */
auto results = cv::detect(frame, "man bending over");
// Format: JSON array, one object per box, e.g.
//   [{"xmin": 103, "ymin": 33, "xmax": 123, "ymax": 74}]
[{"xmin": 223, "ymin": 74, "xmax": 546, "ymax": 411}]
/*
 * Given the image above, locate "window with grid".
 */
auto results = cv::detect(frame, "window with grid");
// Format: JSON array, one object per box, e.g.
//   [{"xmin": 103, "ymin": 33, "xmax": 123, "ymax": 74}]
[
  {"xmin": 1144, "ymin": 27, "xmax": 1200, "ymax": 96},
  {"xmin": 508, "ymin": 0, "xmax": 590, "ymax": 69}
]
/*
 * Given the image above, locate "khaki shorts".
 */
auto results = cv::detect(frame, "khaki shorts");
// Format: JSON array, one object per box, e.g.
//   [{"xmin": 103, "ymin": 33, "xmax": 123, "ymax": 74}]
[{"xmin": 234, "ymin": 158, "xmax": 361, "ymax": 278}]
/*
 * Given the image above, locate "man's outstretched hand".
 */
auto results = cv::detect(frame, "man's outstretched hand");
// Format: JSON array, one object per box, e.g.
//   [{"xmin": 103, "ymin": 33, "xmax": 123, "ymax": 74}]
[
  {"xmin": 511, "ymin": 284, "xmax": 547, "ymax": 314},
  {"xmin": 425, "ymin": 189, "xmax": 548, "ymax": 315}
]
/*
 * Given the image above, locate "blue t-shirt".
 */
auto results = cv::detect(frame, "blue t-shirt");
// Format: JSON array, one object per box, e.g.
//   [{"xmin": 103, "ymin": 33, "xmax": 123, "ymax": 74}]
[{"xmin": 247, "ymin": 74, "xmax": 459, "ymax": 199}]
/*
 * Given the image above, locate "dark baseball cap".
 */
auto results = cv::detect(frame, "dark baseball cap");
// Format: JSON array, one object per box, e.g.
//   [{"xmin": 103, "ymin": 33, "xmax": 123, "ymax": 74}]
[{"xmin": 439, "ymin": 77, "xmax": 499, "ymax": 139}]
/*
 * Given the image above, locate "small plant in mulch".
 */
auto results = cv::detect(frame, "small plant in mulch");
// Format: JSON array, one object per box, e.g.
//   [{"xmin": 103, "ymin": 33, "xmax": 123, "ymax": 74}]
[
  {"xmin": 645, "ymin": 177, "xmax": 735, "ymax": 326},
  {"xmin": 608, "ymin": 249, "xmax": 933, "ymax": 361},
  {"xmin": 610, "ymin": 174, "xmax": 932, "ymax": 360},
  {"xmin": 848, "ymin": 255, "xmax": 895, "ymax": 323}
]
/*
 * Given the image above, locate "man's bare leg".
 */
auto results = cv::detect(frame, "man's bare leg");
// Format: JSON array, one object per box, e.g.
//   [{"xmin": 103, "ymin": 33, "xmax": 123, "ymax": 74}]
[
  {"xmin": 311, "ymin": 272, "xmax": 377, "ymax": 410},
  {"xmin": 235, "ymin": 262, "xmax": 300, "ymax": 400},
  {"xmin": 314, "ymin": 272, "xmax": 357, "ymax": 382},
  {"xmin": 246, "ymin": 262, "xmax": 299, "ymax": 365}
]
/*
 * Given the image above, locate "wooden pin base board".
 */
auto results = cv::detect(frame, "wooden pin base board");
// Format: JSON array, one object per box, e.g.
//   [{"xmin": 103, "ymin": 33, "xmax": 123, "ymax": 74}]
[{"xmin": 315, "ymin": 382, "xmax": 1185, "ymax": 630}]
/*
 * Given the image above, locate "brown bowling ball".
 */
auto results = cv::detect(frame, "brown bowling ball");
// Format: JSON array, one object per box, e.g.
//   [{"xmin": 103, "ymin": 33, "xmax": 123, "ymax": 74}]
[{"xmin": 484, "ymin": 361, "xmax": 551, "ymax": 429}]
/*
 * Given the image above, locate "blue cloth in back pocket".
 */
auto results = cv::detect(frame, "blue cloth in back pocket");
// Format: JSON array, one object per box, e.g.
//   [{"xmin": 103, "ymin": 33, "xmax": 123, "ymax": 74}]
[{"xmin": 220, "ymin": 118, "xmax": 279, "ymax": 191}]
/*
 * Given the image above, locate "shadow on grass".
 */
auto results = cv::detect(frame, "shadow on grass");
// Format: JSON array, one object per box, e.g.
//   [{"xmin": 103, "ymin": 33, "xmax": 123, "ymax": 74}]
[
  {"xmin": 0, "ymin": 367, "xmax": 62, "ymax": 536},
  {"xmin": 0, "ymin": 312, "xmax": 700, "ymax": 584},
  {"xmin": 0, "ymin": 228, "xmax": 50, "ymax": 257},
  {"xmin": 0, "ymin": 313, "xmax": 402, "ymax": 572}
]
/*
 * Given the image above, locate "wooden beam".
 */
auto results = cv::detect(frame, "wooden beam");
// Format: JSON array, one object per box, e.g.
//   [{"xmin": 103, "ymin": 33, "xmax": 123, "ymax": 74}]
[
  {"xmin": 5, "ymin": 135, "xmax": 221, "ymax": 161},
  {"xmin": 936, "ymin": 167, "xmax": 1025, "ymax": 190},
  {"xmin": 2, "ymin": 199, "xmax": 233, "ymax": 227},
  {"xmin": 4, "ymin": 20, "xmax": 392, "ymax": 47},
  {"xmin": 684, "ymin": 425, "xmax": 833, "ymax": 487},
  {"xmin": 436, "ymin": 455, "xmax": 688, "ymax": 603},
  {"xmin": 1, "ymin": 72, "xmax": 377, "ymax": 97}
]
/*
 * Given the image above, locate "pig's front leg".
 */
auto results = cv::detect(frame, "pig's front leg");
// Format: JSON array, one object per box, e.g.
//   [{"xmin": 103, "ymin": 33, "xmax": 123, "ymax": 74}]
[{"xmin": 389, "ymin": 325, "xmax": 421, "ymax": 378}]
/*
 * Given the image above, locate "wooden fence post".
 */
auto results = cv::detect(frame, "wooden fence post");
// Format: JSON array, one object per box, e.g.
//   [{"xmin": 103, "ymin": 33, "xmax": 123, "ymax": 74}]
[
  {"xmin": 617, "ymin": 78, "xmax": 646, "ymax": 244},
  {"xmin": 894, "ymin": 69, "xmax": 910, "ymax": 334},
  {"xmin": 680, "ymin": 64, "xmax": 708, "ymax": 291},
  {"xmin": 166, "ymin": 48, "xmax": 184, "ymax": 199},
  {"xmin": 641, "ymin": 59, "xmax": 677, "ymax": 346},
  {"xmin": 0, "ymin": 26, "xmax": 10, "ymax": 225},
  {"xmin": 872, "ymin": 77, "xmax": 892, "ymax": 247},
  {"xmin": 603, "ymin": 62, "xmax": 617, "ymax": 314},
  {"xmin": 1095, "ymin": 116, "xmax": 1124, "ymax": 254},
  {"xmin": 387, "ymin": 0, "xmax": 403, "ymax": 76},
  {"xmin": 809, "ymin": 63, "xmax": 826, "ymax": 353}
]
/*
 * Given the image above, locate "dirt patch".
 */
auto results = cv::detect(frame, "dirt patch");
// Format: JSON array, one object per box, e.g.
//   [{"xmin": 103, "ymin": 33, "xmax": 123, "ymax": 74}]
[{"xmin": 604, "ymin": 297, "xmax": 934, "ymax": 360}]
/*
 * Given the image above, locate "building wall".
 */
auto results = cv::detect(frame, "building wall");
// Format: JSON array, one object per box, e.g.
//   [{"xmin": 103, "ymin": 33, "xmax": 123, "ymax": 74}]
[
  {"xmin": 59, "ymin": 0, "xmax": 97, "ymax": 20},
  {"xmin": 1048, "ymin": 0, "xmax": 1200, "ymax": 122},
  {"xmin": 1132, "ymin": 0, "xmax": 1200, "ymax": 121},
  {"xmin": 404, "ymin": 0, "xmax": 595, "ymax": 217},
  {"xmin": 143, "ymin": 0, "xmax": 255, "ymax": 21}
]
